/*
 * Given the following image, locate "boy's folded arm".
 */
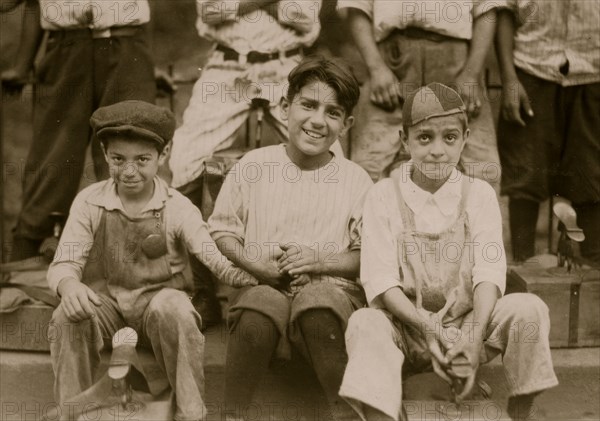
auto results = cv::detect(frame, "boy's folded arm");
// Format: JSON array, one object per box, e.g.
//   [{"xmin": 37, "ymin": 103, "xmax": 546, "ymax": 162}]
[
  {"xmin": 199, "ymin": 0, "xmax": 278, "ymax": 25},
  {"xmin": 214, "ymin": 235, "xmax": 281, "ymax": 287}
]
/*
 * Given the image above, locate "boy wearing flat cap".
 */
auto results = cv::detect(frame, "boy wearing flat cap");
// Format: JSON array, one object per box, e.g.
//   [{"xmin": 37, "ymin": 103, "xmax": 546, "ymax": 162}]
[
  {"xmin": 47, "ymin": 100, "xmax": 258, "ymax": 421},
  {"xmin": 339, "ymin": 84, "xmax": 558, "ymax": 421}
]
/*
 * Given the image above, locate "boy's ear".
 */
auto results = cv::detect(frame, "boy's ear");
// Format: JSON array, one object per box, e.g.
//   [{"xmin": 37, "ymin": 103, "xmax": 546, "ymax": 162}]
[
  {"xmin": 340, "ymin": 115, "xmax": 354, "ymax": 138},
  {"xmin": 158, "ymin": 142, "xmax": 171, "ymax": 166},
  {"xmin": 100, "ymin": 140, "xmax": 109, "ymax": 162},
  {"xmin": 399, "ymin": 128, "xmax": 408, "ymax": 145},
  {"xmin": 460, "ymin": 128, "xmax": 470, "ymax": 153},
  {"xmin": 279, "ymin": 96, "xmax": 290, "ymax": 121}
]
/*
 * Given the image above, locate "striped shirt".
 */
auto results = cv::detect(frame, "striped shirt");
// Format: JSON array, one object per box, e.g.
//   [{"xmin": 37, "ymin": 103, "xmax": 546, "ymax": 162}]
[
  {"xmin": 196, "ymin": 0, "xmax": 321, "ymax": 53},
  {"xmin": 337, "ymin": 0, "xmax": 495, "ymax": 42},
  {"xmin": 493, "ymin": 0, "xmax": 600, "ymax": 86},
  {"xmin": 208, "ymin": 144, "xmax": 373, "ymax": 292},
  {"xmin": 39, "ymin": 0, "xmax": 150, "ymax": 30}
]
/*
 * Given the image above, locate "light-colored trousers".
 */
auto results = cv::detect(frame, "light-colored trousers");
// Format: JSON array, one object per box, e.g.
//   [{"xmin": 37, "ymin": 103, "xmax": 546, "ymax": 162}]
[
  {"xmin": 50, "ymin": 288, "xmax": 206, "ymax": 421},
  {"xmin": 350, "ymin": 33, "xmax": 500, "ymax": 187},
  {"xmin": 339, "ymin": 293, "xmax": 559, "ymax": 421}
]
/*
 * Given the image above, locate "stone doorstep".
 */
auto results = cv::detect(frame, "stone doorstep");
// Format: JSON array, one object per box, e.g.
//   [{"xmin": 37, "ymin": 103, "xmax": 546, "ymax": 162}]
[{"xmin": 1, "ymin": 324, "xmax": 599, "ymax": 421}]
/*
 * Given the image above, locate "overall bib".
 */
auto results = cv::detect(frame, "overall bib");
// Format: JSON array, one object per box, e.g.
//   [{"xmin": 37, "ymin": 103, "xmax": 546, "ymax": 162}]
[
  {"xmin": 340, "ymin": 175, "xmax": 558, "ymax": 421},
  {"xmin": 50, "ymin": 207, "xmax": 207, "ymax": 421}
]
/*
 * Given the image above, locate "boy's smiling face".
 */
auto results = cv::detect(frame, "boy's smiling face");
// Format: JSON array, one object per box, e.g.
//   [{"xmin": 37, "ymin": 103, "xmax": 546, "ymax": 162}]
[
  {"xmin": 280, "ymin": 80, "xmax": 354, "ymax": 168},
  {"xmin": 404, "ymin": 114, "xmax": 469, "ymax": 182},
  {"xmin": 103, "ymin": 137, "xmax": 168, "ymax": 200}
]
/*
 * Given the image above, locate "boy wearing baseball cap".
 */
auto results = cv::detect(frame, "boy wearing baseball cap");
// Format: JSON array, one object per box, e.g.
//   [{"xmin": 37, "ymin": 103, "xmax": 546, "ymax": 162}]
[
  {"xmin": 46, "ymin": 100, "xmax": 258, "ymax": 421},
  {"xmin": 339, "ymin": 84, "xmax": 557, "ymax": 421}
]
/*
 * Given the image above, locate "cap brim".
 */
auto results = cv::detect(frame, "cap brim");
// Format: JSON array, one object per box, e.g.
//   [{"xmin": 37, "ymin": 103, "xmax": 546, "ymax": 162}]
[{"xmin": 96, "ymin": 125, "xmax": 165, "ymax": 146}]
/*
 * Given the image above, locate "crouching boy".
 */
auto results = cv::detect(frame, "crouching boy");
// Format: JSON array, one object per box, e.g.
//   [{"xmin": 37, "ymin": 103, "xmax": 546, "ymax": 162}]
[
  {"xmin": 339, "ymin": 83, "xmax": 558, "ymax": 421},
  {"xmin": 208, "ymin": 56, "xmax": 373, "ymax": 421},
  {"xmin": 47, "ymin": 101, "xmax": 257, "ymax": 421}
]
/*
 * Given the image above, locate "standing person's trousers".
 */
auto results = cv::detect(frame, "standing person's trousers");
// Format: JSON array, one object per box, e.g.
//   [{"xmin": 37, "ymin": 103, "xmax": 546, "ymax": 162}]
[{"xmin": 15, "ymin": 28, "xmax": 156, "ymax": 241}]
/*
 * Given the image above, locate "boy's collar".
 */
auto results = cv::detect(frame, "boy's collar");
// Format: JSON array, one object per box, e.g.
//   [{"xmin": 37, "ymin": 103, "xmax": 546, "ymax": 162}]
[
  {"xmin": 399, "ymin": 161, "xmax": 462, "ymax": 216},
  {"xmin": 86, "ymin": 177, "xmax": 172, "ymax": 212}
]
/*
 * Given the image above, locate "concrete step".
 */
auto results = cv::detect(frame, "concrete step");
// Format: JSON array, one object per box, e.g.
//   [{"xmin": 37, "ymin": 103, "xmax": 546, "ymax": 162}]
[{"xmin": 1, "ymin": 323, "xmax": 599, "ymax": 421}]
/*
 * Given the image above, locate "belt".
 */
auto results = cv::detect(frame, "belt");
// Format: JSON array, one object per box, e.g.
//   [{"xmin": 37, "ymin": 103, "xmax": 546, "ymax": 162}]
[
  {"xmin": 48, "ymin": 26, "xmax": 143, "ymax": 40},
  {"xmin": 216, "ymin": 44, "xmax": 303, "ymax": 65},
  {"xmin": 392, "ymin": 27, "xmax": 463, "ymax": 43}
]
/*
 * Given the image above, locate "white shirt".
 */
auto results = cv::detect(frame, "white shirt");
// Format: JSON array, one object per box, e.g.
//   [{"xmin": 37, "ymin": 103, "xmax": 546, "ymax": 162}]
[{"xmin": 361, "ymin": 163, "xmax": 506, "ymax": 306}]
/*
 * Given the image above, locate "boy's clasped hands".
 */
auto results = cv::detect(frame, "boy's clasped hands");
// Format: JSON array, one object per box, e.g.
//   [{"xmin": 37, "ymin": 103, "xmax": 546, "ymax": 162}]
[
  {"xmin": 424, "ymin": 316, "xmax": 483, "ymax": 403},
  {"xmin": 246, "ymin": 243, "xmax": 322, "ymax": 292}
]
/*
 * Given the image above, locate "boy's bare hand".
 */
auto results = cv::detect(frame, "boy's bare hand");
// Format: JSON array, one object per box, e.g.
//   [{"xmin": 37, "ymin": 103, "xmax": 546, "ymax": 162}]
[
  {"xmin": 57, "ymin": 278, "xmax": 102, "ymax": 322},
  {"xmin": 1, "ymin": 68, "xmax": 29, "ymax": 95},
  {"xmin": 425, "ymin": 333, "xmax": 452, "ymax": 384},
  {"xmin": 454, "ymin": 72, "xmax": 482, "ymax": 119},
  {"xmin": 368, "ymin": 65, "xmax": 402, "ymax": 111},
  {"xmin": 247, "ymin": 259, "xmax": 284, "ymax": 288},
  {"xmin": 445, "ymin": 334, "xmax": 483, "ymax": 402},
  {"xmin": 277, "ymin": 243, "xmax": 323, "ymax": 276},
  {"xmin": 501, "ymin": 78, "xmax": 534, "ymax": 126}
]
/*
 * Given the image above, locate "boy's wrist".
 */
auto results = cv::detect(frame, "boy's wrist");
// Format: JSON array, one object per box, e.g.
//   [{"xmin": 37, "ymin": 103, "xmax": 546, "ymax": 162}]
[{"xmin": 56, "ymin": 277, "xmax": 79, "ymax": 297}]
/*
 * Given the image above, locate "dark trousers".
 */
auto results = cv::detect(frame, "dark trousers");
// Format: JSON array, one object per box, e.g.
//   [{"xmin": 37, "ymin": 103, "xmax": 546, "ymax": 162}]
[
  {"xmin": 498, "ymin": 69, "xmax": 600, "ymax": 262},
  {"xmin": 15, "ymin": 28, "xmax": 156, "ymax": 239}
]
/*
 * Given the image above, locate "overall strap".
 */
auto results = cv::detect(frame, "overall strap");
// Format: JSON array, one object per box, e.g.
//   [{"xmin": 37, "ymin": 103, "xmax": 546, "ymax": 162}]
[{"xmin": 391, "ymin": 176, "xmax": 423, "ymax": 309}]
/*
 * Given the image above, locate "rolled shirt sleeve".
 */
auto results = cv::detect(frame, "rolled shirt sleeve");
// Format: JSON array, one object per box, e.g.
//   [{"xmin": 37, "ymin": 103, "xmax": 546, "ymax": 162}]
[
  {"xmin": 360, "ymin": 180, "xmax": 403, "ymax": 307},
  {"xmin": 176, "ymin": 195, "xmax": 258, "ymax": 288},
  {"xmin": 47, "ymin": 194, "xmax": 99, "ymax": 295}
]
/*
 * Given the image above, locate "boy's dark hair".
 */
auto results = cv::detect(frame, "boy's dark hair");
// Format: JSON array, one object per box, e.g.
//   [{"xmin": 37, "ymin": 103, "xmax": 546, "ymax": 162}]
[{"xmin": 286, "ymin": 55, "xmax": 360, "ymax": 115}]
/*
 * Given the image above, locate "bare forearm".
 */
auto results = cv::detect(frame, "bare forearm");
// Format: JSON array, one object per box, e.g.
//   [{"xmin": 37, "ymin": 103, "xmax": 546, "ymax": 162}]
[
  {"xmin": 462, "ymin": 9, "xmax": 496, "ymax": 77},
  {"xmin": 347, "ymin": 8, "xmax": 387, "ymax": 74},
  {"xmin": 381, "ymin": 287, "xmax": 435, "ymax": 337},
  {"xmin": 320, "ymin": 250, "xmax": 359, "ymax": 279},
  {"xmin": 200, "ymin": 0, "xmax": 278, "ymax": 24},
  {"xmin": 495, "ymin": 9, "xmax": 518, "ymax": 82},
  {"xmin": 467, "ymin": 282, "xmax": 500, "ymax": 343},
  {"xmin": 215, "ymin": 235, "xmax": 252, "ymax": 272}
]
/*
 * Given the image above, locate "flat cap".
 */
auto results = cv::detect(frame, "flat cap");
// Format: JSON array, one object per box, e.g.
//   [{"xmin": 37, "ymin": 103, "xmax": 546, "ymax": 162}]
[
  {"xmin": 402, "ymin": 83, "xmax": 466, "ymax": 127},
  {"xmin": 90, "ymin": 100, "xmax": 176, "ymax": 147}
]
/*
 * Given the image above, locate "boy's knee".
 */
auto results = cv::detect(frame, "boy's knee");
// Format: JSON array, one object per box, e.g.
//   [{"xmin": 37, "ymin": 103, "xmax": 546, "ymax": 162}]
[
  {"xmin": 297, "ymin": 308, "xmax": 343, "ymax": 342},
  {"xmin": 346, "ymin": 308, "xmax": 390, "ymax": 340},
  {"xmin": 147, "ymin": 289, "xmax": 196, "ymax": 323},
  {"xmin": 234, "ymin": 310, "xmax": 278, "ymax": 347},
  {"xmin": 504, "ymin": 293, "xmax": 550, "ymax": 323}
]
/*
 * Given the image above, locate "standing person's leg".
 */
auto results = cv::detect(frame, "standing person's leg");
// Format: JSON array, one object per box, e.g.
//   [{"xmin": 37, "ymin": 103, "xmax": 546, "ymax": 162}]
[
  {"xmin": 482, "ymin": 293, "xmax": 559, "ymax": 420},
  {"xmin": 422, "ymin": 37, "xmax": 501, "ymax": 189},
  {"xmin": 224, "ymin": 285, "xmax": 290, "ymax": 420},
  {"xmin": 12, "ymin": 33, "xmax": 95, "ymax": 260},
  {"xmin": 349, "ymin": 33, "xmax": 424, "ymax": 181},
  {"xmin": 141, "ymin": 288, "xmax": 207, "ymax": 421},
  {"xmin": 50, "ymin": 294, "xmax": 125, "ymax": 406},
  {"xmin": 340, "ymin": 308, "xmax": 406, "ymax": 421},
  {"xmin": 556, "ymin": 82, "xmax": 600, "ymax": 264},
  {"xmin": 93, "ymin": 31, "xmax": 157, "ymax": 180},
  {"xmin": 497, "ymin": 70, "xmax": 559, "ymax": 261}
]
